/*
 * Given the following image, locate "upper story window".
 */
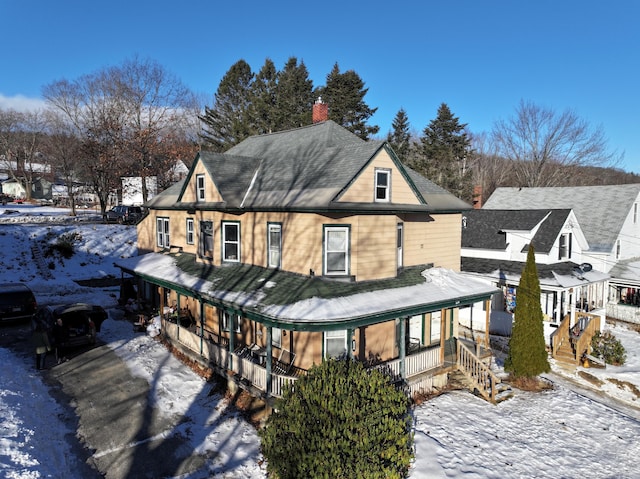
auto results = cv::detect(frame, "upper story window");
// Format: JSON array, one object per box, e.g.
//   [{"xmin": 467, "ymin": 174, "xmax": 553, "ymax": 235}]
[
  {"xmin": 267, "ymin": 223, "xmax": 282, "ymax": 268},
  {"xmin": 199, "ymin": 220, "xmax": 214, "ymax": 259},
  {"xmin": 616, "ymin": 239, "xmax": 621, "ymax": 260},
  {"xmin": 222, "ymin": 221, "xmax": 240, "ymax": 262},
  {"xmin": 558, "ymin": 233, "xmax": 572, "ymax": 260},
  {"xmin": 374, "ymin": 169, "xmax": 391, "ymax": 202},
  {"xmin": 186, "ymin": 218, "xmax": 194, "ymax": 245},
  {"xmin": 634, "ymin": 203, "xmax": 638, "ymax": 224},
  {"xmin": 324, "ymin": 225, "xmax": 350, "ymax": 276},
  {"xmin": 196, "ymin": 174, "xmax": 205, "ymax": 202},
  {"xmin": 156, "ymin": 217, "xmax": 170, "ymax": 248}
]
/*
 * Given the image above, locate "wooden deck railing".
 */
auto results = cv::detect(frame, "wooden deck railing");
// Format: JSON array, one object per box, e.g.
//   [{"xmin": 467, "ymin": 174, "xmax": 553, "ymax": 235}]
[
  {"xmin": 457, "ymin": 340, "xmax": 500, "ymax": 404},
  {"xmin": 164, "ymin": 320, "xmax": 448, "ymax": 398},
  {"xmin": 550, "ymin": 314, "xmax": 571, "ymax": 358},
  {"xmin": 550, "ymin": 313, "xmax": 601, "ymax": 363}
]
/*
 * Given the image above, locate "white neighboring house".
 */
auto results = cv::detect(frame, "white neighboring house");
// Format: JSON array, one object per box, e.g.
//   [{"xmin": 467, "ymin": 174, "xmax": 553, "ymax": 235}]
[
  {"xmin": 459, "ymin": 208, "xmax": 608, "ymax": 338},
  {"xmin": 483, "ymin": 184, "xmax": 640, "ymax": 325},
  {"xmin": 121, "ymin": 177, "xmax": 157, "ymax": 206}
]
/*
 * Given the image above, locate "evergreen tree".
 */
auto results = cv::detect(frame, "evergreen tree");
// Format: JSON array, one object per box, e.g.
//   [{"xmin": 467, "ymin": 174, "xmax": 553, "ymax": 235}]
[
  {"xmin": 259, "ymin": 358, "xmax": 413, "ymax": 479},
  {"xmin": 505, "ymin": 245, "xmax": 551, "ymax": 378},
  {"xmin": 317, "ymin": 63, "xmax": 379, "ymax": 140},
  {"xmin": 273, "ymin": 57, "xmax": 314, "ymax": 130},
  {"xmin": 387, "ymin": 108, "xmax": 412, "ymax": 160},
  {"xmin": 416, "ymin": 103, "xmax": 473, "ymax": 200},
  {"xmin": 199, "ymin": 60, "xmax": 254, "ymax": 151},
  {"xmin": 249, "ymin": 58, "xmax": 278, "ymax": 135}
]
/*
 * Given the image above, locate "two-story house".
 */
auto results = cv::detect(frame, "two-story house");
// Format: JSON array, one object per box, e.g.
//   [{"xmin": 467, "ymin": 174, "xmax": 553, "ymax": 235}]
[
  {"xmin": 459, "ymin": 209, "xmax": 609, "ymax": 363},
  {"xmin": 116, "ymin": 111, "xmax": 500, "ymax": 400},
  {"xmin": 483, "ymin": 185, "xmax": 640, "ymax": 325}
]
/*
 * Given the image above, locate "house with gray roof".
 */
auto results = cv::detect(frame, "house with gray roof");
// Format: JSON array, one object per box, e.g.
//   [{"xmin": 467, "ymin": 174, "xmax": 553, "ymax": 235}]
[
  {"xmin": 483, "ymin": 185, "xmax": 640, "ymax": 324},
  {"xmin": 118, "ymin": 108, "xmax": 503, "ymax": 402}
]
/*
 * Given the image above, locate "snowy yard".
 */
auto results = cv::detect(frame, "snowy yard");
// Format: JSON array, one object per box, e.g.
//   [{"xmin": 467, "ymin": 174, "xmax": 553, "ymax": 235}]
[{"xmin": 1, "ymin": 205, "xmax": 639, "ymax": 478}]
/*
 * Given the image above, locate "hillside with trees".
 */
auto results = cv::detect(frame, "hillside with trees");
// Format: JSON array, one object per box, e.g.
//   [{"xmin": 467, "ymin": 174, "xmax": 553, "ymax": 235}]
[{"xmin": 1, "ymin": 55, "xmax": 638, "ymax": 211}]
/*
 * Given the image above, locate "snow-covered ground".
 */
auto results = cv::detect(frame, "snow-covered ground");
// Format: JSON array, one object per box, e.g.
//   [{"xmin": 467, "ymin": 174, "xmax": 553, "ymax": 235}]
[{"xmin": 1, "ymin": 204, "xmax": 639, "ymax": 478}]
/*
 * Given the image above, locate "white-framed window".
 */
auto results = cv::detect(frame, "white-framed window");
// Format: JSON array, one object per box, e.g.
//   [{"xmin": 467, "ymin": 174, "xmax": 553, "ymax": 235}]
[
  {"xmin": 324, "ymin": 225, "xmax": 349, "ymax": 276},
  {"xmin": 198, "ymin": 220, "xmax": 214, "ymax": 259},
  {"xmin": 272, "ymin": 327, "xmax": 282, "ymax": 348},
  {"xmin": 186, "ymin": 218, "xmax": 194, "ymax": 244},
  {"xmin": 268, "ymin": 223, "xmax": 282, "ymax": 268},
  {"xmin": 222, "ymin": 222, "xmax": 240, "ymax": 262},
  {"xmin": 156, "ymin": 217, "xmax": 170, "ymax": 248},
  {"xmin": 221, "ymin": 311, "xmax": 240, "ymax": 333},
  {"xmin": 397, "ymin": 223, "xmax": 403, "ymax": 268},
  {"xmin": 324, "ymin": 330, "xmax": 347, "ymax": 359},
  {"xmin": 196, "ymin": 174, "xmax": 205, "ymax": 202},
  {"xmin": 616, "ymin": 239, "xmax": 621, "ymax": 260},
  {"xmin": 374, "ymin": 168, "xmax": 391, "ymax": 202},
  {"xmin": 558, "ymin": 233, "xmax": 572, "ymax": 260}
]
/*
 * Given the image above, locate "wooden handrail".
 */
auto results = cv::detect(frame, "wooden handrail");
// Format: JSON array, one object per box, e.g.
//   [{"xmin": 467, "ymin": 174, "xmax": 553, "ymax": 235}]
[
  {"xmin": 550, "ymin": 314, "xmax": 571, "ymax": 357},
  {"xmin": 457, "ymin": 341, "xmax": 500, "ymax": 403},
  {"xmin": 573, "ymin": 314, "xmax": 600, "ymax": 363}
]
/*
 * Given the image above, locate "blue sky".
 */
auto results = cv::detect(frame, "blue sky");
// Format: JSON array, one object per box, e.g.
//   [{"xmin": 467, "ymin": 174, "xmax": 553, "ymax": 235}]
[{"xmin": 1, "ymin": 1, "xmax": 639, "ymax": 172}]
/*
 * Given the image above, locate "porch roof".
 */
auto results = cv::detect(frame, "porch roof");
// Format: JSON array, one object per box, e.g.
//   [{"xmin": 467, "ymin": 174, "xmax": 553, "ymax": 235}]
[
  {"xmin": 461, "ymin": 257, "xmax": 610, "ymax": 289},
  {"xmin": 116, "ymin": 253, "xmax": 499, "ymax": 330}
]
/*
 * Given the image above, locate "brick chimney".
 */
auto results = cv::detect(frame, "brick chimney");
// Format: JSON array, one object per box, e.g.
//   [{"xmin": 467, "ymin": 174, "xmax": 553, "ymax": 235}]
[
  {"xmin": 312, "ymin": 97, "xmax": 328, "ymax": 123},
  {"xmin": 472, "ymin": 185, "xmax": 483, "ymax": 209}
]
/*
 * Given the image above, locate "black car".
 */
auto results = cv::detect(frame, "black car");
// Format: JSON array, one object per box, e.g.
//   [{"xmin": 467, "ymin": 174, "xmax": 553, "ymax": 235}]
[
  {"xmin": 103, "ymin": 205, "xmax": 143, "ymax": 224},
  {"xmin": 33, "ymin": 303, "xmax": 108, "ymax": 348},
  {"xmin": 0, "ymin": 283, "xmax": 37, "ymax": 322}
]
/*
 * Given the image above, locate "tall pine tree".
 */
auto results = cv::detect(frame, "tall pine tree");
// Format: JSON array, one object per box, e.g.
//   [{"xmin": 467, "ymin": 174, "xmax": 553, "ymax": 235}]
[
  {"xmin": 273, "ymin": 57, "xmax": 314, "ymax": 130},
  {"xmin": 249, "ymin": 58, "xmax": 279, "ymax": 135},
  {"xmin": 415, "ymin": 103, "xmax": 473, "ymax": 200},
  {"xmin": 387, "ymin": 108, "xmax": 412, "ymax": 160},
  {"xmin": 317, "ymin": 63, "xmax": 379, "ymax": 140},
  {"xmin": 199, "ymin": 60, "xmax": 254, "ymax": 151},
  {"xmin": 505, "ymin": 245, "xmax": 551, "ymax": 378}
]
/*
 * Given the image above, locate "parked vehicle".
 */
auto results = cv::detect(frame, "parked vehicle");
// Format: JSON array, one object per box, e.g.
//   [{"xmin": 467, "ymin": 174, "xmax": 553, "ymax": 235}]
[
  {"xmin": 103, "ymin": 205, "xmax": 143, "ymax": 224},
  {"xmin": 0, "ymin": 193, "xmax": 13, "ymax": 205},
  {"xmin": 0, "ymin": 283, "xmax": 37, "ymax": 322},
  {"xmin": 33, "ymin": 303, "xmax": 108, "ymax": 348}
]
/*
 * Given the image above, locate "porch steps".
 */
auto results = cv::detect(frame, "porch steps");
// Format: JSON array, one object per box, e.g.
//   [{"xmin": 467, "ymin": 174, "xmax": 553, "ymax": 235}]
[
  {"xmin": 447, "ymin": 370, "xmax": 514, "ymax": 404},
  {"xmin": 555, "ymin": 342, "xmax": 578, "ymax": 365}
]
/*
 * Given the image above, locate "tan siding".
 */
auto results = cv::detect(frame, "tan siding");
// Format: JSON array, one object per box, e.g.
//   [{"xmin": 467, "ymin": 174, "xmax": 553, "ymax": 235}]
[
  {"xmin": 338, "ymin": 150, "xmax": 421, "ymax": 205},
  {"xmin": 353, "ymin": 215, "xmax": 397, "ymax": 280},
  {"xmin": 355, "ymin": 321, "xmax": 397, "ymax": 362},
  {"xmin": 182, "ymin": 161, "xmax": 223, "ymax": 203},
  {"xmin": 402, "ymin": 213, "xmax": 462, "ymax": 270}
]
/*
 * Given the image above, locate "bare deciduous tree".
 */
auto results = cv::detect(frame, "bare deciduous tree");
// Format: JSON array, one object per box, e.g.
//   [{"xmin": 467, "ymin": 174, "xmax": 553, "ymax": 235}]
[
  {"xmin": 0, "ymin": 109, "xmax": 49, "ymax": 201},
  {"xmin": 113, "ymin": 56, "xmax": 200, "ymax": 203},
  {"xmin": 492, "ymin": 100, "xmax": 621, "ymax": 187}
]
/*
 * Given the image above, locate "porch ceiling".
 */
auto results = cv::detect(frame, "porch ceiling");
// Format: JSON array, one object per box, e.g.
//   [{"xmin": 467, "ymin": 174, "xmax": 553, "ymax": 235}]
[{"xmin": 117, "ymin": 253, "xmax": 499, "ymax": 330}]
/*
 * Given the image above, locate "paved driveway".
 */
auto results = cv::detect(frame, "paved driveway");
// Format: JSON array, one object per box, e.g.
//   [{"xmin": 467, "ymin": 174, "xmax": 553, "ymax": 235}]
[{"xmin": 47, "ymin": 344, "xmax": 210, "ymax": 479}]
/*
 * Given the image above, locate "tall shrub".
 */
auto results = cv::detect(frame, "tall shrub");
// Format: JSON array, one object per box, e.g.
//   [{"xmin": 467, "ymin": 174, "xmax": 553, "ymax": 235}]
[
  {"xmin": 259, "ymin": 358, "xmax": 413, "ymax": 479},
  {"xmin": 505, "ymin": 245, "xmax": 551, "ymax": 378}
]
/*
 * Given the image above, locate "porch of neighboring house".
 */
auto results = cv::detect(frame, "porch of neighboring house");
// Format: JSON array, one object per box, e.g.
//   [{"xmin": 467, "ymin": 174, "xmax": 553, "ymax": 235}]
[{"xmin": 550, "ymin": 311, "xmax": 602, "ymax": 366}]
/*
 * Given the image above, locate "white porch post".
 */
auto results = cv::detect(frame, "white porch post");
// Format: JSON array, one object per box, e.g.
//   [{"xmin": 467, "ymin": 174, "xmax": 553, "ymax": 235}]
[
  {"xmin": 266, "ymin": 326, "xmax": 272, "ymax": 395},
  {"xmin": 555, "ymin": 292, "xmax": 562, "ymax": 323},
  {"xmin": 399, "ymin": 318, "xmax": 406, "ymax": 379}
]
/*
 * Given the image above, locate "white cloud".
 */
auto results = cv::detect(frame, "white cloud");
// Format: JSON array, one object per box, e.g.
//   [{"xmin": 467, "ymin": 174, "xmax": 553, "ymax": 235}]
[{"xmin": 0, "ymin": 93, "xmax": 47, "ymax": 112}]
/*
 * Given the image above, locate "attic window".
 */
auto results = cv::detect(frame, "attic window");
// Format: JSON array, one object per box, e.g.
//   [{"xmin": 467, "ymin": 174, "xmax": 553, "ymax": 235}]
[
  {"xmin": 374, "ymin": 169, "xmax": 390, "ymax": 202},
  {"xmin": 559, "ymin": 233, "xmax": 572, "ymax": 260},
  {"xmin": 196, "ymin": 174, "xmax": 205, "ymax": 202}
]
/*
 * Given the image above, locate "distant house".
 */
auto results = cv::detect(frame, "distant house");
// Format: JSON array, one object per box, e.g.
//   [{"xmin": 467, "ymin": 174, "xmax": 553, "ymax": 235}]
[
  {"xmin": 459, "ymin": 208, "xmax": 609, "ymax": 364},
  {"xmin": 116, "ymin": 108, "xmax": 502, "ymax": 401},
  {"xmin": 1, "ymin": 177, "xmax": 53, "ymax": 202},
  {"xmin": 483, "ymin": 185, "xmax": 640, "ymax": 325}
]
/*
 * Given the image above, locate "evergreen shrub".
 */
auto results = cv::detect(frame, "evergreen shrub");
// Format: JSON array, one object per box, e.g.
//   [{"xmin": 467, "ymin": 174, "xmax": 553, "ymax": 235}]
[
  {"xmin": 590, "ymin": 330, "xmax": 626, "ymax": 366},
  {"xmin": 259, "ymin": 358, "xmax": 414, "ymax": 479}
]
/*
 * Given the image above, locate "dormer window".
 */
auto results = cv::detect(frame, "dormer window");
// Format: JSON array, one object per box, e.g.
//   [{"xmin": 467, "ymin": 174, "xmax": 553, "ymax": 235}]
[
  {"xmin": 196, "ymin": 174, "xmax": 205, "ymax": 202},
  {"xmin": 374, "ymin": 169, "xmax": 390, "ymax": 202}
]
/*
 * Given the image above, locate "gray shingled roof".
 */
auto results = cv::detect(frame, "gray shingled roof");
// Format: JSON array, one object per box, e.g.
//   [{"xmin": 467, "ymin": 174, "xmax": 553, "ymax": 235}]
[
  {"xmin": 151, "ymin": 121, "xmax": 470, "ymax": 213},
  {"xmin": 462, "ymin": 209, "xmax": 571, "ymax": 253},
  {"xmin": 483, "ymin": 185, "xmax": 640, "ymax": 253}
]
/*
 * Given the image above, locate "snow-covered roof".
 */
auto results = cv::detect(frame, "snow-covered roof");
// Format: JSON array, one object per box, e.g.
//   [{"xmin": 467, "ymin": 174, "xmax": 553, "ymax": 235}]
[{"xmin": 117, "ymin": 253, "xmax": 499, "ymax": 327}]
